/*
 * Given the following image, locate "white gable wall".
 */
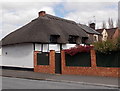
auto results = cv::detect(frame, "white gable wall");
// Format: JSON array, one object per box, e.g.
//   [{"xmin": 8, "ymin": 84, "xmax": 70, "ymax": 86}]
[
  {"xmin": 2, "ymin": 43, "xmax": 34, "ymax": 68},
  {"xmin": 102, "ymin": 29, "xmax": 108, "ymax": 41}
]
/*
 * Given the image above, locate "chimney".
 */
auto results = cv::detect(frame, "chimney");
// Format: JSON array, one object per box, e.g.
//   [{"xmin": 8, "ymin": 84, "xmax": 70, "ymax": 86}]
[
  {"xmin": 38, "ymin": 11, "xmax": 46, "ymax": 17},
  {"xmin": 89, "ymin": 23, "xmax": 95, "ymax": 30}
]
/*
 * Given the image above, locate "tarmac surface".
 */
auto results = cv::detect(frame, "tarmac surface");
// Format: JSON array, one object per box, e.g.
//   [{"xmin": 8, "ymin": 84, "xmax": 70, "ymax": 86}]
[
  {"xmin": 1, "ymin": 69, "xmax": 120, "ymax": 89},
  {"xmin": 2, "ymin": 76, "xmax": 117, "ymax": 89}
]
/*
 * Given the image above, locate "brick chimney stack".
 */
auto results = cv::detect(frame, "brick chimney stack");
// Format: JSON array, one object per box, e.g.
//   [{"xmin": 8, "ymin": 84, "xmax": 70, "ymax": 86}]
[
  {"xmin": 38, "ymin": 11, "xmax": 46, "ymax": 17},
  {"xmin": 89, "ymin": 23, "xmax": 95, "ymax": 30}
]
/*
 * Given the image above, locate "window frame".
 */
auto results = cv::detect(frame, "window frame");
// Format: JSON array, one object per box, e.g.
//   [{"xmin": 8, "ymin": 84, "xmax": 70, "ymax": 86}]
[
  {"xmin": 50, "ymin": 35, "xmax": 60, "ymax": 44},
  {"xmin": 68, "ymin": 35, "xmax": 78, "ymax": 44}
]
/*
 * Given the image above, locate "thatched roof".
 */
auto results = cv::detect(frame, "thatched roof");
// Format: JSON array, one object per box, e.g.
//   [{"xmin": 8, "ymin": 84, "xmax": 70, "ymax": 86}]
[
  {"xmin": 78, "ymin": 24, "xmax": 100, "ymax": 35},
  {"xmin": 2, "ymin": 13, "xmax": 88, "ymax": 46}
]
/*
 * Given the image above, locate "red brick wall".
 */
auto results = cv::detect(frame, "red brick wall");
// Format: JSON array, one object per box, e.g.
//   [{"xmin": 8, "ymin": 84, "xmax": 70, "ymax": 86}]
[
  {"xmin": 61, "ymin": 50, "xmax": 120, "ymax": 77},
  {"xmin": 34, "ymin": 50, "xmax": 120, "ymax": 77},
  {"xmin": 34, "ymin": 50, "xmax": 55, "ymax": 74}
]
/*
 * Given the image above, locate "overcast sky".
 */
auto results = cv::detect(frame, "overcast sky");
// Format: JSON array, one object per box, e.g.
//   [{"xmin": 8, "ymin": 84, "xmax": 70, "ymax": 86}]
[{"xmin": 0, "ymin": 0, "xmax": 119, "ymax": 40}]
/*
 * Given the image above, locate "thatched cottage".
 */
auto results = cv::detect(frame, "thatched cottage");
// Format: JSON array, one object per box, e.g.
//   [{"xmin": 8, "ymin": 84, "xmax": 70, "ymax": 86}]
[{"xmin": 1, "ymin": 11, "xmax": 91, "ymax": 69}]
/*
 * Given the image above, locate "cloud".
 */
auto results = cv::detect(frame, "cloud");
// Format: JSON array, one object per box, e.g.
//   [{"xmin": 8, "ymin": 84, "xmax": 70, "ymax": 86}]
[
  {"xmin": 0, "ymin": 1, "xmax": 119, "ymax": 40},
  {"xmin": 63, "ymin": 2, "xmax": 118, "ymax": 29},
  {"xmin": 2, "ymin": 24, "xmax": 18, "ymax": 38},
  {"xmin": 1, "ymin": 2, "xmax": 57, "ymax": 39},
  {"xmin": 40, "ymin": 7, "xmax": 55, "ymax": 15},
  {"xmin": 0, "ymin": 0, "xmax": 64, "ymax": 2},
  {"xmin": 64, "ymin": 0, "xmax": 119, "ymax": 2}
]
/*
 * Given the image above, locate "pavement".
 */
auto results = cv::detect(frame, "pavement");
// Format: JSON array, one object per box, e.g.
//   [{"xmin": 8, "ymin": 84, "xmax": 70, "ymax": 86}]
[{"xmin": 1, "ymin": 69, "xmax": 120, "ymax": 89}]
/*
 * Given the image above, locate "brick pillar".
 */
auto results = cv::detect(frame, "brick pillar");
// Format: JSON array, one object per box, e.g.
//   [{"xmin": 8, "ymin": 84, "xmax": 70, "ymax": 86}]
[
  {"xmin": 90, "ymin": 49, "xmax": 97, "ymax": 67},
  {"xmin": 61, "ymin": 50, "xmax": 65, "ymax": 74},
  {"xmin": 34, "ymin": 51, "xmax": 39, "ymax": 67},
  {"xmin": 49, "ymin": 50, "xmax": 55, "ymax": 74},
  {"xmin": 34, "ymin": 51, "xmax": 39, "ymax": 72}
]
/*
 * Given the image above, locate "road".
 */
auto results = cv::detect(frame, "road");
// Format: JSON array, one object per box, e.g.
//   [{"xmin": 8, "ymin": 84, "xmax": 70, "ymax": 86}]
[{"xmin": 2, "ymin": 77, "xmax": 117, "ymax": 89}]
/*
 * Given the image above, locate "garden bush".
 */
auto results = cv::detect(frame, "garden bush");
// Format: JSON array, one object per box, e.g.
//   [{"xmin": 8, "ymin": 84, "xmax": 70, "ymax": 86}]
[{"xmin": 93, "ymin": 36, "xmax": 120, "ymax": 53}]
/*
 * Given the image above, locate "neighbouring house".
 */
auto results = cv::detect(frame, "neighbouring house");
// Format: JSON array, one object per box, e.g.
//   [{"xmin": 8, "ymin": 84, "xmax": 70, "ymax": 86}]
[
  {"xmin": 95, "ymin": 29, "xmax": 104, "ymax": 41},
  {"xmin": 113, "ymin": 28, "xmax": 120, "ymax": 39},
  {"xmin": 96, "ymin": 28, "xmax": 119, "ymax": 41},
  {"xmin": 1, "ymin": 11, "xmax": 89, "ymax": 69},
  {"xmin": 78, "ymin": 23, "xmax": 100, "ymax": 43}
]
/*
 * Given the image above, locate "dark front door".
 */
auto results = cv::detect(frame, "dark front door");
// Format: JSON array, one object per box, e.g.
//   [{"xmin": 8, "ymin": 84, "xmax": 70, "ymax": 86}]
[{"xmin": 55, "ymin": 53, "xmax": 61, "ymax": 74}]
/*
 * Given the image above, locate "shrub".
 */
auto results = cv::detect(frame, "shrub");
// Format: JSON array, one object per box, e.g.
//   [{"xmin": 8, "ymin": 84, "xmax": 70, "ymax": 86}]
[
  {"xmin": 64, "ymin": 45, "xmax": 93, "ymax": 56},
  {"xmin": 93, "ymin": 40, "xmax": 118, "ymax": 53}
]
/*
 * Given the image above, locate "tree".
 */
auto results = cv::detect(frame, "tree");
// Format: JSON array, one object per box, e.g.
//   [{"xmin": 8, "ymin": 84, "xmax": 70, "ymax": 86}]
[
  {"xmin": 108, "ymin": 18, "xmax": 114, "ymax": 28},
  {"xmin": 102, "ymin": 21, "xmax": 106, "ymax": 29}
]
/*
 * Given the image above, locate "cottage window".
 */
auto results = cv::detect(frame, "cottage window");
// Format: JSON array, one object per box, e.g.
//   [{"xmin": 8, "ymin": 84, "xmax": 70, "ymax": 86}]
[
  {"xmin": 50, "ymin": 35, "xmax": 60, "ymax": 43},
  {"xmin": 68, "ymin": 35, "xmax": 78, "ymax": 44},
  {"xmin": 93, "ymin": 35, "xmax": 98, "ymax": 42},
  {"xmin": 94, "ymin": 36, "xmax": 97, "ymax": 42},
  {"xmin": 82, "ymin": 37, "xmax": 88, "ymax": 44}
]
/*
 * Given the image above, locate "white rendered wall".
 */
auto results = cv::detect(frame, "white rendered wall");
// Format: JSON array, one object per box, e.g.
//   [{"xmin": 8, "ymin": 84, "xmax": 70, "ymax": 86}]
[
  {"xmin": 35, "ymin": 43, "xmax": 75, "ymax": 52},
  {"xmin": 2, "ymin": 43, "xmax": 34, "ymax": 68},
  {"xmin": 0, "ymin": 48, "xmax": 2, "ymax": 66},
  {"xmin": 35, "ymin": 43, "xmax": 60, "ymax": 53}
]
